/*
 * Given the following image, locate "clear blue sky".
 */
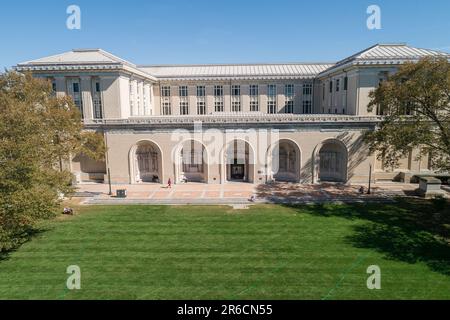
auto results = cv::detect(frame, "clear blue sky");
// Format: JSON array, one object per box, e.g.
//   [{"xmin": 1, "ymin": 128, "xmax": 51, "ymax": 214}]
[{"xmin": 1, "ymin": 0, "xmax": 449, "ymax": 69}]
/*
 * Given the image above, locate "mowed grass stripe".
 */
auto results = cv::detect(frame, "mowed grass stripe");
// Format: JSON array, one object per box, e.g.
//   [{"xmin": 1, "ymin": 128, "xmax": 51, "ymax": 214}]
[{"xmin": 0, "ymin": 203, "xmax": 449, "ymax": 299}]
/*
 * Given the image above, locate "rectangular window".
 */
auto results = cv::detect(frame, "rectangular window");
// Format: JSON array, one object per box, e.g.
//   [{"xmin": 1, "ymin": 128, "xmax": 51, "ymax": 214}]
[
  {"xmin": 92, "ymin": 79, "xmax": 102, "ymax": 119},
  {"xmin": 161, "ymin": 86, "xmax": 171, "ymax": 97},
  {"xmin": 268, "ymin": 84, "xmax": 276, "ymax": 97},
  {"xmin": 329, "ymin": 81, "xmax": 333, "ymax": 93},
  {"xmin": 215, "ymin": 100, "xmax": 224, "ymax": 112},
  {"xmin": 179, "ymin": 86, "xmax": 188, "ymax": 97},
  {"xmin": 303, "ymin": 83, "xmax": 312, "ymax": 95},
  {"xmin": 180, "ymin": 101, "xmax": 189, "ymax": 115},
  {"xmin": 250, "ymin": 100, "xmax": 259, "ymax": 112},
  {"xmin": 322, "ymin": 83, "xmax": 325, "ymax": 100},
  {"xmin": 67, "ymin": 78, "xmax": 83, "ymax": 117},
  {"xmin": 344, "ymin": 77, "xmax": 348, "ymax": 91},
  {"xmin": 285, "ymin": 100, "xmax": 294, "ymax": 113},
  {"xmin": 231, "ymin": 85, "xmax": 240, "ymax": 96},
  {"xmin": 214, "ymin": 85, "xmax": 224, "ymax": 112},
  {"xmin": 249, "ymin": 84, "xmax": 259, "ymax": 96},
  {"xmin": 285, "ymin": 84, "xmax": 294, "ymax": 97},
  {"xmin": 267, "ymin": 84, "xmax": 277, "ymax": 114},
  {"xmin": 336, "ymin": 79, "xmax": 340, "ymax": 92},
  {"xmin": 214, "ymin": 85, "xmax": 223, "ymax": 97},
  {"xmin": 250, "ymin": 85, "xmax": 259, "ymax": 111},
  {"xmin": 197, "ymin": 101, "xmax": 206, "ymax": 115},
  {"xmin": 268, "ymin": 101, "xmax": 277, "ymax": 114},
  {"xmin": 162, "ymin": 101, "xmax": 171, "ymax": 115},
  {"xmin": 197, "ymin": 86, "xmax": 205, "ymax": 97},
  {"xmin": 302, "ymin": 100, "xmax": 312, "ymax": 114}
]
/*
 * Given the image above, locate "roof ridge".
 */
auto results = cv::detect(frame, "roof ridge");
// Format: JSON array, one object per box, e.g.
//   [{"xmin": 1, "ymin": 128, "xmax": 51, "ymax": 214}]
[{"xmin": 139, "ymin": 62, "xmax": 335, "ymax": 68}]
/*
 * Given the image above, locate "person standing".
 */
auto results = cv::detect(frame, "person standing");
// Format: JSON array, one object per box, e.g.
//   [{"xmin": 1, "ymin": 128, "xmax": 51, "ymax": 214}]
[{"xmin": 168, "ymin": 178, "xmax": 172, "ymax": 188}]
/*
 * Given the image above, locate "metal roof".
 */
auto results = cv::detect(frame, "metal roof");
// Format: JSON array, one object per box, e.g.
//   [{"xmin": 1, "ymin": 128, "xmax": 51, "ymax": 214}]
[
  {"xmin": 319, "ymin": 43, "xmax": 450, "ymax": 76},
  {"xmin": 139, "ymin": 63, "xmax": 334, "ymax": 80},
  {"xmin": 16, "ymin": 44, "xmax": 450, "ymax": 81}
]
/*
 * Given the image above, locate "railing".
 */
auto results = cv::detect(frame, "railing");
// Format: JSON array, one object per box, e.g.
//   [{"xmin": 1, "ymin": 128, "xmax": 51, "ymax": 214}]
[{"xmin": 84, "ymin": 113, "xmax": 383, "ymax": 126}]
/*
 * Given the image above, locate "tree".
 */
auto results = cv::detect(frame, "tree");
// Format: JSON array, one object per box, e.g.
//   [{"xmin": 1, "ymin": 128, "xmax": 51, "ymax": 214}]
[
  {"xmin": 365, "ymin": 57, "xmax": 450, "ymax": 172},
  {"xmin": 0, "ymin": 71, "xmax": 105, "ymax": 251}
]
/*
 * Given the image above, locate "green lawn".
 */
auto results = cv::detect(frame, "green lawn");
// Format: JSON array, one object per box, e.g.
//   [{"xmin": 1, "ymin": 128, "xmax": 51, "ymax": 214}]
[{"xmin": 0, "ymin": 200, "xmax": 449, "ymax": 300}]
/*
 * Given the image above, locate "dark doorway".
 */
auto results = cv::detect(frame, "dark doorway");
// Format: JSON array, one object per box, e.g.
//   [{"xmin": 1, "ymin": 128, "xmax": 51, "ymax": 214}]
[{"xmin": 230, "ymin": 164, "xmax": 245, "ymax": 180}]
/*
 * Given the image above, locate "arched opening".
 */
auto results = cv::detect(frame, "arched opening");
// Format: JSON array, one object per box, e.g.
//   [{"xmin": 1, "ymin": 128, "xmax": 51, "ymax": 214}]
[
  {"xmin": 130, "ymin": 141, "xmax": 163, "ymax": 183},
  {"xmin": 224, "ymin": 140, "xmax": 255, "ymax": 183},
  {"xmin": 176, "ymin": 140, "xmax": 208, "ymax": 183},
  {"xmin": 317, "ymin": 140, "xmax": 348, "ymax": 183},
  {"xmin": 269, "ymin": 139, "xmax": 301, "ymax": 182}
]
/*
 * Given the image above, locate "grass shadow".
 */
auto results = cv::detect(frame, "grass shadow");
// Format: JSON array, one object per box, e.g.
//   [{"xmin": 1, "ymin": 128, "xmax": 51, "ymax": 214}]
[
  {"xmin": 0, "ymin": 227, "xmax": 51, "ymax": 262},
  {"xmin": 286, "ymin": 198, "xmax": 450, "ymax": 275}
]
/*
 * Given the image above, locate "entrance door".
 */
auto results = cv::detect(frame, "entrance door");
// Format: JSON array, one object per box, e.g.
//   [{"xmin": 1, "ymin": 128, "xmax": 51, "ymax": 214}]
[{"xmin": 230, "ymin": 164, "xmax": 245, "ymax": 180}]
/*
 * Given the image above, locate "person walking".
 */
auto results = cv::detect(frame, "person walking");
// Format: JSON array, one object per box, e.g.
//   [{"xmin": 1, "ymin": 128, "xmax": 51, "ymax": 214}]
[{"xmin": 167, "ymin": 178, "xmax": 172, "ymax": 188}]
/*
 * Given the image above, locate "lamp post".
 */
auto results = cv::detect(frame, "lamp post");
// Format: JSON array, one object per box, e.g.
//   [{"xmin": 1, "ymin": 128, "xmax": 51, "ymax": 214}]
[{"xmin": 367, "ymin": 163, "xmax": 372, "ymax": 195}]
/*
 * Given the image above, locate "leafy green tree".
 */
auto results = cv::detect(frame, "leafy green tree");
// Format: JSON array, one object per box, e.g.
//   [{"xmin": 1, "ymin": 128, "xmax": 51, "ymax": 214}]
[
  {"xmin": 0, "ymin": 71, "xmax": 105, "ymax": 251},
  {"xmin": 365, "ymin": 57, "xmax": 450, "ymax": 172}
]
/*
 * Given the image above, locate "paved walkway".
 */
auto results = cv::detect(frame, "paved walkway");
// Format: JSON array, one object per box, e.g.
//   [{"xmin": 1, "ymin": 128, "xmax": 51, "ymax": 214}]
[{"xmin": 73, "ymin": 181, "xmax": 439, "ymax": 205}]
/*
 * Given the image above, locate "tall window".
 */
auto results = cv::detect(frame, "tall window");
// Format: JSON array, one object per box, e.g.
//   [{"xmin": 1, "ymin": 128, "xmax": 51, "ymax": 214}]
[
  {"xmin": 322, "ymin": 83, "xmax": 325, "ymax": 101},
  {"xmin": 336, "ymin": 79, "xmax": 340, "ymax": 92},
  {"xmin": 129, "ymin": 81, "xmax": 135, "ymax": 116},
  {"xmin": 67, "ymin": 78, "xmax": 83, "ymax": 117},
  {"xmin": 302, "ymin": 101, "xmax": 312, "ymax": 114},
  {"xmin": 179, "ymin": 86, "xmax": 188, "ymax": 97},
  {"xmin": 214, "ymin": 85, "xmax": 224, "ymax": 112},
  {"xmin": 302, "ymin": 83, "xmax": 313, "ymax": 114},
  {"xmin": 231, "ymin": 85, "xmax": 241, "ymax": 112},
  {"xmin": 329, "ymin": 81, "xmax": 333, "ymax": 93},
  {"xmin": 179, "ymin": 86, "xmax": 189, "ymax": 115},
  {"xmin": 92, "ymin": 79, "xmax": 102, "ymax": 119},
  {"xmin": 161, "ymin": 85, "xmax": 171, "ymax": 97},
  {"xmin": 284, "ymin": 84, "xmax": 294, "ymax": 113},
  {"xmin": 344, "ymin": 77, "xmax": 348, "ymax": 91},
  {"xmin": 267, "ymin": 84, "xmax": 277, "ymax": 114},
  {"xmin": 161, "ymin": 86, "xmax": 171, "ymax": 115},
  {"xmin": 249, "ymin": 84, "xmax": 259, "ymax": 111},
  {"xmin": 197, "ymin": 86, "xmax": 206, "ymax": 115}
]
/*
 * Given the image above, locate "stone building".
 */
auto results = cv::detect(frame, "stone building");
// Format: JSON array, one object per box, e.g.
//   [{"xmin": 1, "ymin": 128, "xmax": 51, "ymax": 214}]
[{"xmin": 15, "ymin": 44, "xmax": 450, "ymax": 185}]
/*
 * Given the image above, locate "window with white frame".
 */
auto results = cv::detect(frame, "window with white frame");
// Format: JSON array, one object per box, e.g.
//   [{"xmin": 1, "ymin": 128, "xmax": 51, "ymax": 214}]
[
  {"xmin": 162, "ymin": 101, "xmax": 171, "ymax": 115},
  {"xmin": 180, "ymin": 100, "xmax": 189, "ymax": 115},
  {"xmin": 179, "ymin": 86, "xmax": 189, "ymax": 115},
  {"xmin": 92, "ymin": 79, "xmax": 102, "ymax": 119},
  {"xmin": 197, "ymin": 86, "xmax": 205, "ymax": 97},
  {"xmin": 197, "ymin": 86, "xmax": 206, "ymax": 115},
  {"xmin": 302, "ymin": 83, "xmax": 313, "ymax": 114},
  {"xmin": 129, "ymin": 81, "xmax": 135, "ymax": 116},
  {"xmin": 284, "ymin": 84, "xmax": 294, "ymax": 113},
  {"xmin": 302, "ymin": 100, "xmax": 312, "ymax": 114},
  {"xmin": 303, "ymin": 83, "xmax": 312, "ymax": 95},
  {"xmin": 249, "ymin": 84, "xmax": 259, "ymax": 111},
  {"xmin": 231, "ymin": 85, "xmax": 241, "ymax": 112},
  {"xmin": 179, "ymin": 86, "xmax": 188, "ymax": 97},
  {"xmin": 267, "ymin": 84, "xmax": 277, "ymax": 114},
  {"xmin": 66, "ymin": 78, "xmax": 83, "ymax": 117},
  {"xmin": 214, "ymin": 85, "xmax": 224, "ymax": 112},
  {"xmin": 161, "ymin": 85, "xmax": 171, "ymax": 97},
  {"xmin": 161, "ymin": 85, "xmax": 171, "ymax": 115}
]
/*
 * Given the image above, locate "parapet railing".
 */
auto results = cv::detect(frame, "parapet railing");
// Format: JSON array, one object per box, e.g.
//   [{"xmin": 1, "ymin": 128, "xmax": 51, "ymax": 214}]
[{"xmin": 84, "ymin": 113, "xmax": 383, "ymax": 125}]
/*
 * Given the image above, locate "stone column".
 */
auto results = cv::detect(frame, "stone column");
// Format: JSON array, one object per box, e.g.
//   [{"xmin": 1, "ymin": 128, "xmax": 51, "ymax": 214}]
[{"xmin": 80, "ymin": 76, "xmax": 93, "ymax": 120}]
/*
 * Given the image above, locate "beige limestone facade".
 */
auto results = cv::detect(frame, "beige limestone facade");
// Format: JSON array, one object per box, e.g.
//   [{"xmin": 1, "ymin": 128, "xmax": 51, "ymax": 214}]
[{"xmin": 15, "ymin": 44, "xmax": 450, "ymax": 185}]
